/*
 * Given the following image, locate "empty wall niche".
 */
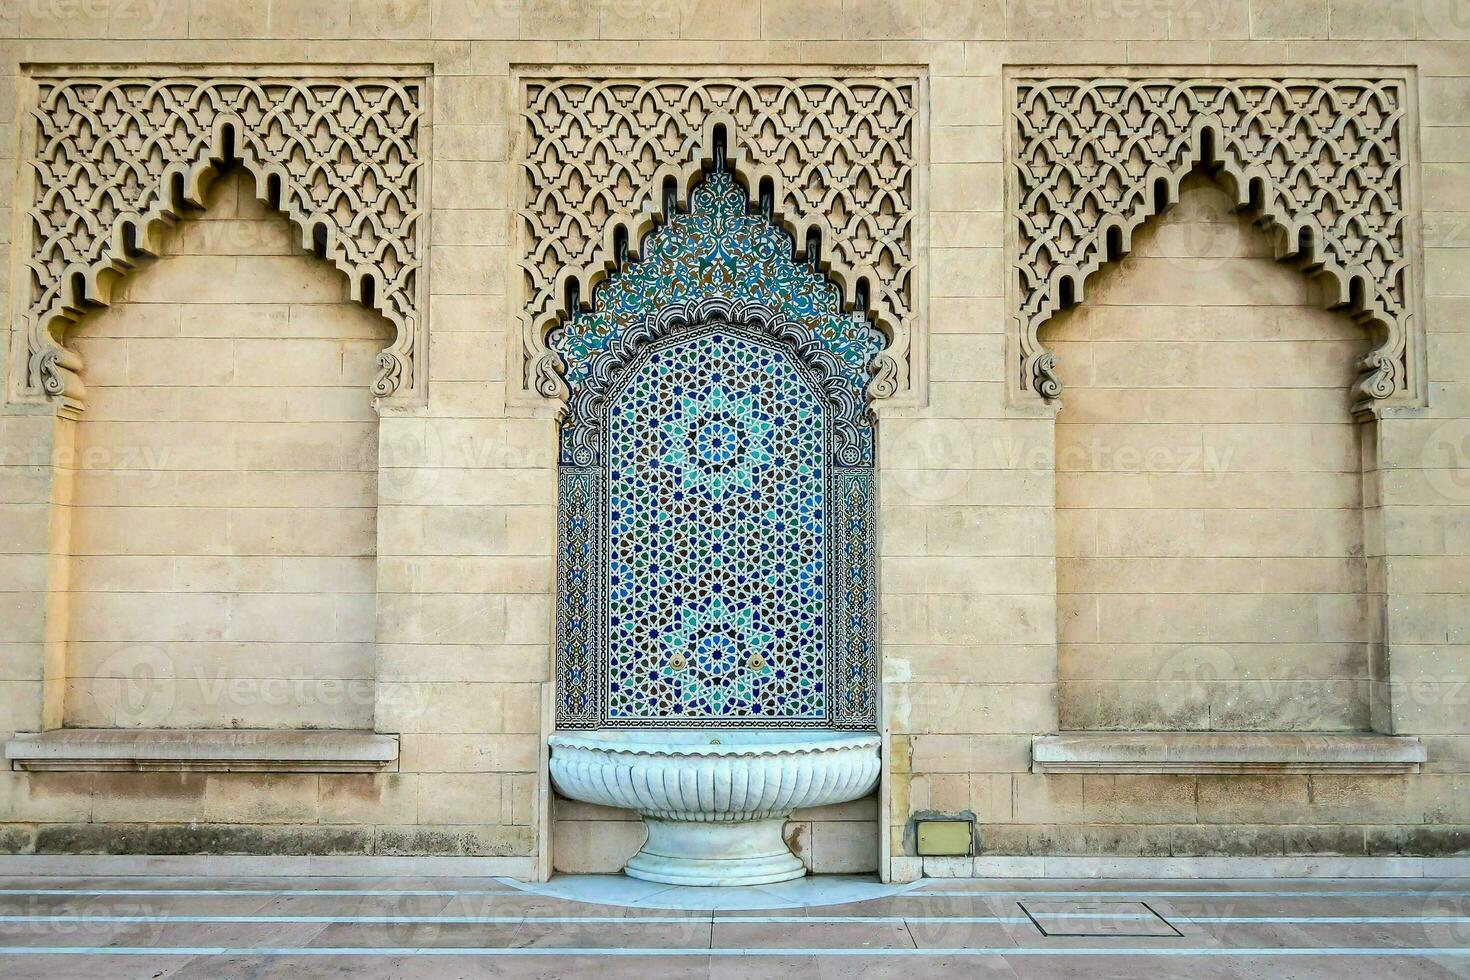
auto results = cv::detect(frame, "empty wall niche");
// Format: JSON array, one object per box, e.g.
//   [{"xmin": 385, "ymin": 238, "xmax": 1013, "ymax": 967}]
[
  {"xmin": 1045, "ymin": 174, "xmax": 1373, "ymax": 733},
  {"xmin": 63, "ymin": 170, "xmax": 390, "ymax": 730}
]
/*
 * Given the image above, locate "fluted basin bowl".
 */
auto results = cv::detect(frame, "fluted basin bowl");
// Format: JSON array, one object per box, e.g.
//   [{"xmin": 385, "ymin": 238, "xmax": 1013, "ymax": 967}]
[{"xmin": 548, "ymin": 729, "xmax": 881, "ymax": 886}]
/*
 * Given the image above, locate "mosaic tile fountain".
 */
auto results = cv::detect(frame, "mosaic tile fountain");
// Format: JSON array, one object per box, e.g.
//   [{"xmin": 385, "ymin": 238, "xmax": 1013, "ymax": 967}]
[{"xmin": 548, "ymin": 155, "xmax": 882, "ymax": 885}]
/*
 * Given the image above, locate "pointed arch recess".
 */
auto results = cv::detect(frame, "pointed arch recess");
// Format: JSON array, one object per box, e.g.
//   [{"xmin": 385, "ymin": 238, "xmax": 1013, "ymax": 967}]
[
  {"xmin": 1010, "ymin": 74, "xmax": 1422, "ymax": 414},
  {"xmin": 15, "ymin": 73, "xmax": 427, "ymax": 414},
  {"xmin": 552, "ymin": 159, "xmax": 880, "ymax": 730},
  {"xmin": 516, "ymin": 72, "xmax": 923, "ymax": 406}
]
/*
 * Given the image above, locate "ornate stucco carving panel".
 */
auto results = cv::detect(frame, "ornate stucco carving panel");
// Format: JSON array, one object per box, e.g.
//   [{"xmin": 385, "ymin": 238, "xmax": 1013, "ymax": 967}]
[
  {"xmin": 14, "ymin": 72, "xmax": 428, "ymax": 412},
  {"xmin": 515, "ymin": 70, "xmax": 925, "ymax": 405},
  {"xmin": 1009, "ymin": 73, "xmax": 1423, "ymax": 413}
]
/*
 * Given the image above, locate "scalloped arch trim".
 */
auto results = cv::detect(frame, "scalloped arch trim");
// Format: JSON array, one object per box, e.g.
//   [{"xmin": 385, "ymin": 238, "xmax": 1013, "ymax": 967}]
[
  {"xmin": 1011, "ymin": 75, "xmax": 1422, "ymax": 413},
  {"xmin": 17, "ymin": 74, "xmax": 427, "ymax": 413}
]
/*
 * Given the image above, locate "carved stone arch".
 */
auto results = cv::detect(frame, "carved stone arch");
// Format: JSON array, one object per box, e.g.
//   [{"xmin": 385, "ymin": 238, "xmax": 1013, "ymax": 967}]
[
  {"xmin": 553, "ymin": 159, "xmax": 879, "ymax": 731},
  {"xmin": 515, "ymin": 71, "xmax": 924, "ymax": 408},
  {"xmin": 13, "ymin": 72, "xmax": 428, "ymax": 416},
  {"xmin": 1009, "ymin": 73, "xmax": 1423, "ymax": 414}
]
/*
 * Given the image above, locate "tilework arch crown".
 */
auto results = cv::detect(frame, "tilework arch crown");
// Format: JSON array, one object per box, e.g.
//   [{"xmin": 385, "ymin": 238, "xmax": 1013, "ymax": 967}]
[
  {"xmin": 1010, "ymin": 74, "xmax": 1423, "ymax": 414},
  {"xmin": 13, "ymin": 73, "xmax": 428, "ymax": 415}
]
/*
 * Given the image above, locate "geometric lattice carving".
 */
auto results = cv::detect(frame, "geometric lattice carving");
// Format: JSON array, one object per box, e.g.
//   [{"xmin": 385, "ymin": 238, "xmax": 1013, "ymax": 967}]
[
  {"xmin": 16, "ymin": 74, "xmax": 427, "ymax": 413},
  {"xmin": 606, "ymin": 328, "xmax": 829, "ymax": 723},
  {"xmin": 1012, "ymin": 76, "xmax": 1421, "ymax": 412},
  {"xmin": 518, "ymin": 72, "xmax": 921, "ymax": 404},
  {"xmin": 555, "ymin": 164, "xmax": 879, "ymax": 731}
]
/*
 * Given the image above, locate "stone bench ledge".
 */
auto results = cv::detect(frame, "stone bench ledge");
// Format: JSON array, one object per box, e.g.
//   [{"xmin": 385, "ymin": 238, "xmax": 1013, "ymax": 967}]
[
  {"xmin": 1031, "ymin": 732, "xmax": 1425, "ymax": 775},
  {"xmin": 5, "ymin": 729, "xmax": 399, "ymax": 773}
]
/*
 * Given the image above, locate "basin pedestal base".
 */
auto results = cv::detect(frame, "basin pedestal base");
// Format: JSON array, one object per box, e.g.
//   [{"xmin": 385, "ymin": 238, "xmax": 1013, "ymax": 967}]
[{"xmin": 624, "ymin": 816, "xmax": 805, "ymax": 886}]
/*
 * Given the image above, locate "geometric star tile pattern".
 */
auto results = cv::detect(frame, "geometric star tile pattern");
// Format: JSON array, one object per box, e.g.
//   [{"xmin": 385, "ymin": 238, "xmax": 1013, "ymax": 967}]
[{"xmin": 606, "ymin": 331, "xmax": 827, "ymax": 721}]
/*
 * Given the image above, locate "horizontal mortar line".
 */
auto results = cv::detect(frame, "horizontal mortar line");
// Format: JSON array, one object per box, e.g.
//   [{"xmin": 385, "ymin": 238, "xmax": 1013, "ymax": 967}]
[
  {"xmin": 57, "ymin": 558, "xmax": 541, "ymax": 563},
  {"xmin": 63, "ymin": 506, "xmax": 381, "ymax": 512},
  {"xmin": 59, "ymin": 471, "xmax": 383, "ymax": 476},
  {"xmin": 1051, "ymin": 597, "xmax": 1394, "ymax": 605},
  {"xmin": 60, "ymin": 676, "xmax": 377, "ymax": 682},
  {"xmin": 0, "ymin": 913, "xmax": 1152, "ymax": 924},
  {"xmin": 4, "ymin": 914, "xmax": 1470, "ymax": 926},
  {"xmin": 5, "ymin": 914, "xmax": 882, "ymax": 925},
  {"xmin": 921, "ymin": 890, "xmax": 1470, "ymax": 899},
  {"xmin": 1053, "ymin": 674, "xmax": 1375, "ymax": 680},
  {"xmin": 0, "ymin": 946, "xmax": 1468, "ymax": 958},
  {"xmin": 1055, "ymin": 556, "xmax": 1373, "ymax": 561},
  {"xmin": 62, "ymin": 555, "xmax": 381, "ymax": 561},
  {"xmin": 0, "ymin": 889, "xmax": 521, "ymax": 897},
  {"xmin": 1042, "ymin": 333, "xmax": 1371, "ymax": 338},
  {"xmin": 1058, "ymin": 502, "xmax": 1364, "ymax": 511}
]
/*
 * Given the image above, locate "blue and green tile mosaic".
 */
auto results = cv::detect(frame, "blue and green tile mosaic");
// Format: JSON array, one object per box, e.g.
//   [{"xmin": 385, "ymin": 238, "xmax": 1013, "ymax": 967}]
[
  {"xmin": 551, "ymin": 169, "xmax": 881, "ymax": 412},
  {"xmin": 554, "ymin": 163, "xmax": 879, "ymax": 730},
  {"xmin": 607, "ymin": 330, "xmax": 827, "ymax": 721}
]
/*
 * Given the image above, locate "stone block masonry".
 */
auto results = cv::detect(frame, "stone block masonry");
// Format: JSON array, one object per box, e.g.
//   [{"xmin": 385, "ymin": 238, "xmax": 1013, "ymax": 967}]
[{"xmin": 0, "ymin": 1, "xmax": 1466, "ymax": 878}]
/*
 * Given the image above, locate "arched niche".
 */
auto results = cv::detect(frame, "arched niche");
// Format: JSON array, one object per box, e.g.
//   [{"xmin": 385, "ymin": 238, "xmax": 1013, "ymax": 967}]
[
  {"xmin": 11, "ymin": 72, "xmax": 427, "ymax": 417},
  {"xmin": 1008, "ymin": 73, "xmax": 1423, "ymax": 416},
  {"xmin": 554, "ymin": 148, "xmax": 880, "ymax": 731}
]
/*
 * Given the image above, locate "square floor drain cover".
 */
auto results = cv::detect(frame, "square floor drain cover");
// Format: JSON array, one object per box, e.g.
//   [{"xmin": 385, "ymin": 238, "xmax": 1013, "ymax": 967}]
[{"xmin": 1018, "ymin": 901, "xmax": 1182, "ymax": 938}]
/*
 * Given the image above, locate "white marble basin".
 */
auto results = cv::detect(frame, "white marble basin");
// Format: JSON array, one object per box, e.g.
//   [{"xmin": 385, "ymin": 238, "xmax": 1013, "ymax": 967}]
[{"xmin": 548, "ymin": 729, "xmax": 881, "ymax": 886}]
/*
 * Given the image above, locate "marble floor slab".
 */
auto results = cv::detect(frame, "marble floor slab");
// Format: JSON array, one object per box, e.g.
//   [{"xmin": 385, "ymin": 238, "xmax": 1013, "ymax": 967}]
[{"xmin": 0, "ymin": 874, "xmax": 1465, "ymax": 978}]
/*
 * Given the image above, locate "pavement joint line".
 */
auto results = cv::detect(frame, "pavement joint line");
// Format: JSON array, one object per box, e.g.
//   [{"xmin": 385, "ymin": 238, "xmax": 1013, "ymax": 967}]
[
  {"xmin": 0, "ymin": 889, "xmax": 517, "ymax": 897},
  {"xmin": 1, "ymin": 913, "xmax": 1469, "ymax": 924},
  {"xmin": 919, "ymin": 890, "xmax": 1470, "ymax": 898},
  {"xmin": 4, "ymin": 887, "xmax": 1470, "ymax": 899},
  {"xmin": 2, "ymin": 946, "xmax": 1470, "ymax": 957}
]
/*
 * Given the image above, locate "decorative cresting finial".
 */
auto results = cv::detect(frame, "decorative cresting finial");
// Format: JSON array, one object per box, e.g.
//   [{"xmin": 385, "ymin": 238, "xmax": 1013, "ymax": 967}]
[
  {"xmin": 555, "ymin": 158, "xmax": 879, "ymax": 731},
  {"xmin": 1012, "ymin": 76, "xmax": 1421, "ymax": 413},
  {"xmin": 517, "ymin": 75, "xmax": 921, "ymax": 406},
  {"xmin": 18, "ymin": 75, "xmax": 426, "ymax": 413}
]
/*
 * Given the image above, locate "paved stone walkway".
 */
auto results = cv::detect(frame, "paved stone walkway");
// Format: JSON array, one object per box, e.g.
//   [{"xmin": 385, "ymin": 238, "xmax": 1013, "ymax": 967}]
[{"xmin": 0, "ymin": 874, "xmax": 1468, "ymax": 977}]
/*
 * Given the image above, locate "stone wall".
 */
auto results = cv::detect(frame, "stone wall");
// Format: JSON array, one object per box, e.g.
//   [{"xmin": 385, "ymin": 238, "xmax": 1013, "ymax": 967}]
[
  {"xmin": 1051, "ymin": 174, "xmax": 1372, "ymax": 734},
  {"xmin": 0, "ymin": 0, "xmax": 1466, "ymax": 875}
]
